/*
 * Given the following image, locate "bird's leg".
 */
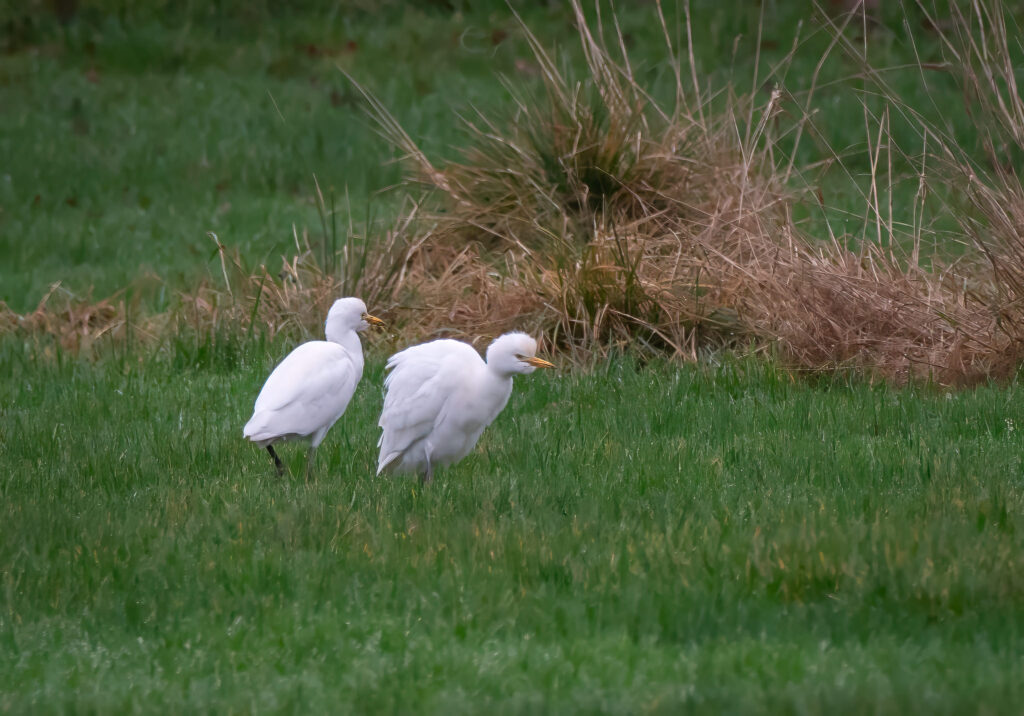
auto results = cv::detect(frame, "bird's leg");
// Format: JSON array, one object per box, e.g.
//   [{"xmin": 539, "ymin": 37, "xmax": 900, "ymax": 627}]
[
  {"xmin": 421, "ymin": 453, "xmax": 433, "ymax": 485},
  {"xmin": 267, "ymin": 445, "xmax": 285, "ymax": 476},
  {"xmin": 305, "ymin": 446, "xmax": 316, "ymax": 483}
]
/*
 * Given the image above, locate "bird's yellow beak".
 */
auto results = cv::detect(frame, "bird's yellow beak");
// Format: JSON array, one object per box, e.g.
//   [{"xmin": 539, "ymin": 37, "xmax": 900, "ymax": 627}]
[
  {"xmin": 362, "ymin": 313, "xmax": 385, "ymax": 327},
  {"xmin": 522, "ymin": 356, "xmax": 554, "ymax": 369}
]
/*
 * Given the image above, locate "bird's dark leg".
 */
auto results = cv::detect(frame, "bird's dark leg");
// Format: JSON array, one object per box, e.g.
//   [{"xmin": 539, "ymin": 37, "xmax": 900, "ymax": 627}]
[
  {"xmin": 267, "ymin": 445, "xmax": 285, "ymax": 476},
  {"xmin": 421, "ymin": 454, "xmax": 433, "ymax": 485},
  {"xmin": 305, "ymin": 446, "xmax": 315, "ymax": 483}
]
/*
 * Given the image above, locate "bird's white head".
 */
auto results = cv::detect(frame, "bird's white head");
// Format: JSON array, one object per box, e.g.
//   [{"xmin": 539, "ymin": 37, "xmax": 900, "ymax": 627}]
[
  {"xmin": 485, "ymin": 332, "xmax": 554, "ymax": 377},
  {"xmin": 324, "ymin": 297, "xmax": 384, "ymax": 342}
]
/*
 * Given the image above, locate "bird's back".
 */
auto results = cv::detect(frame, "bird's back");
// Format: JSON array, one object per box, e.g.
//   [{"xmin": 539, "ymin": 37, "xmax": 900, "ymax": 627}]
[{"xmin": 376, "ymin": 339, "xmax": 484, "ymax": 474}]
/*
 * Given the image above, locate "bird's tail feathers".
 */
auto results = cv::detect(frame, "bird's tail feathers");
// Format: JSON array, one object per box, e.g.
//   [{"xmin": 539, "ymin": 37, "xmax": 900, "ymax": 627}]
[
  {"xmin": 243, "ymin": 413, "xmax": 273, "ymax": 442},
  {"xmin": 376, "ymin": 452, "xmax": 400, "ymax": 476}
]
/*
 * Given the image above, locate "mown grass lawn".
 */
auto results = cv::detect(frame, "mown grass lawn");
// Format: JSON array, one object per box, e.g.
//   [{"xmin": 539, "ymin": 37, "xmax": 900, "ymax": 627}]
[{"xmin": 2, "ymin": 340, "xmax": 1023, "ymax": 712}]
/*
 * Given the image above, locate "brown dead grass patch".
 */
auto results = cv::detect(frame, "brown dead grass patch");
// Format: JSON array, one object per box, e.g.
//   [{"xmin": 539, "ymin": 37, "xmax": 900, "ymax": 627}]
[
  {"xmin": 0, "ymin": 284, "xmax": 132, "ymax": 355},
  {"xmin": 357, "ymin": 0, "xmax": 1015, "ymax": 384},
  {"xmin": 4, "ymin": 1, "xmax": 1022, "ymax": 386},
  {"xmin": 0, "ymin": 225, "xmax": 408, "ymax": 358}
]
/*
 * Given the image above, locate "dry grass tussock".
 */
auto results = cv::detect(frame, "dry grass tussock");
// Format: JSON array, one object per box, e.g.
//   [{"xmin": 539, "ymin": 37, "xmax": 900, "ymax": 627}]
[
  {"xmin": 812, "ymin": 0, "xmax": 1024, "ymax": 382},
  {"xmin": 356, "ymin": 0, "xmax": 1013, "ymax": 383},
  {"xmin": 911, "ymin": 0, "xmax": 1024, "ymax": 363},
  {"xmin": 5, "ymin": 0, "xmax": 1023, "ymax": 384}
]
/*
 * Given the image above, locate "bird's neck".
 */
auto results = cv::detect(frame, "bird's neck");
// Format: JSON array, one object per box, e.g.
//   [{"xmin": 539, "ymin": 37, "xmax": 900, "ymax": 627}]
[
  {"xmin": 485, "ymin": 364, "xmax": 517, "ymax": 386},
  {"xmin": 480, "ymin": 366, "xmax": 515, "ymax": 418},
  {"xmin": 327, "ymin": 329, "xmax": 364, "ymax": 372}
]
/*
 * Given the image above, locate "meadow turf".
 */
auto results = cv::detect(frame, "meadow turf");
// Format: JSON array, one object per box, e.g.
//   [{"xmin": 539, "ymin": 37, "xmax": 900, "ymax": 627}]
[
  {"xmin": 3, "ymin": 2, "xmax": 1024, "ymax": 712},
  {"xmin": 2, "ymin": 340, "xmax": 1023, "ymax": 712}
]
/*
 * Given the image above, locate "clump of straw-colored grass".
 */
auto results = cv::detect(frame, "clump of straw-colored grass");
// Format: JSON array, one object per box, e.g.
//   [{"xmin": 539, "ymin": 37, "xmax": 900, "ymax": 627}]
[
  {"xmin": 913, "ymin": 0, "xmax": 1024, "ymax": 364},
  {"xmin": 7, "ymin": 1, "xmax": 1022, "ymax": 385},
  {"xmin": 358, "ymin": 0, "xmax": 1009, "ymax": 383}
]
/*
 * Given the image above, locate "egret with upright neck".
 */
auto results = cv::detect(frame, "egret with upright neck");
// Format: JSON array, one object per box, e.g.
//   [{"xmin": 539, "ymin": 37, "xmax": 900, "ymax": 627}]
[{"xmin": 244, "ymin": 297, "xmax": 384, "ymax": 479}]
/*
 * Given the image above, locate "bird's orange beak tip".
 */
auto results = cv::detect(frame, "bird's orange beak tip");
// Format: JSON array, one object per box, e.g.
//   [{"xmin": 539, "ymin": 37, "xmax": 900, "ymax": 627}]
[{"xmin": 524, "ymin": 356, "xmax": 555, "ymax": 369}]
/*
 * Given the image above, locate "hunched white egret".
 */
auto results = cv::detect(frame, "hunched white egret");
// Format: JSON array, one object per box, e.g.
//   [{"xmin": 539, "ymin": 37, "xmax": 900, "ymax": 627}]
[
  {"xmin": 376, "ymin": 332, "xmax": 554, "ymax": 482},
  {"xmin": 243, "ymin": 297, "xmax": 384, "ymax": 479}
]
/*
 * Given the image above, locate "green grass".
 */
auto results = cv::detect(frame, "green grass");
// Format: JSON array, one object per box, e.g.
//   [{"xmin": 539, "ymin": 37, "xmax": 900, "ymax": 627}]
[
  {"xmin": 0, "ymin": 11, "xmax": 509, "ymax": 310},
  {"xmin": 2, "ymin": 339, "xmax": 1023, "ymax": 711},
  {"xmin": 4, "ymin": 3, "xmax": 1024, "ymax": 711}
]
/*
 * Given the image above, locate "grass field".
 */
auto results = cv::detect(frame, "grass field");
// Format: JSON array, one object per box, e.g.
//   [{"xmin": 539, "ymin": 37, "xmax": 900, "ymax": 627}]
[
  {"xmin": 3, "ymin": 1, "xmax": 1024, "ymax": 712},
  {"xmin": 3, "ymin": 342, "xmax": 1023, "ymax": 711}
]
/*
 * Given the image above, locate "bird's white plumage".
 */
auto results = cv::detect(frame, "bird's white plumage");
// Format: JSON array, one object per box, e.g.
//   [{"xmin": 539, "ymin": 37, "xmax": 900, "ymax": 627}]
[
  {"xmin": 243, "ymin": 297, "xmax": 376, "ymax": 461},
  {"xmin": 244, "ymin": 341, "xmax": 359, "ymax": 448},
  {"xmin": 376, "ymin": 332, "xmax": 550, "ymax": 479}
]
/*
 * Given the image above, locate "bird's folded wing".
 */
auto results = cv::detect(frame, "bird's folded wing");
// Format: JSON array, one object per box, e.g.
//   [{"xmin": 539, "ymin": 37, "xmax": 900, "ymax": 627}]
[
  {"xmin": 377, "ymin": 340, "xmax": 479, "ymax": 462},
  {"xmin": 246, "ymin": 343, "xmax": 357, "ymax": 439}
]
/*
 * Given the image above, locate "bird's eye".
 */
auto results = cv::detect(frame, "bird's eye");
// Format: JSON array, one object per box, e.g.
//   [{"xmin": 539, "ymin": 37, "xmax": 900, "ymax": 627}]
[{"xmin": 514, "ymin": 354, "xmax": 525, "ymax": 360}]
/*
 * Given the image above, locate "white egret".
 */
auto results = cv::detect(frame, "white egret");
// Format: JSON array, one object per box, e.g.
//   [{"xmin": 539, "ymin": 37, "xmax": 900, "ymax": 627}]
[
  {"xmin": 243, "ymin": 297, "xmax": 384, "ymax": 479},
  {"xmin": 376, "ymin": 332, "xmax": 554, "ymax": 482}
]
